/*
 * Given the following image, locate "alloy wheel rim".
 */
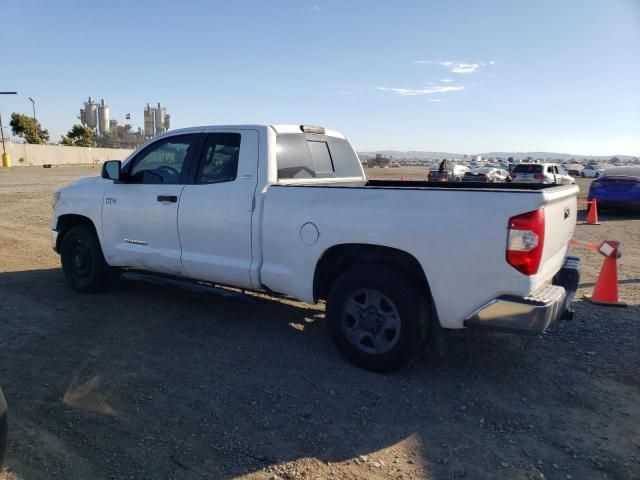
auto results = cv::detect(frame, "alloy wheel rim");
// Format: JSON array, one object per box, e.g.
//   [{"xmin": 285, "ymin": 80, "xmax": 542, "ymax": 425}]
[
  {"xmin": 341, "ymin": 288, "xmax": 401, "ymax": 355},
  {"xmin": 70, "ymin": 241, "xmax": 92, "ymax": 282}
]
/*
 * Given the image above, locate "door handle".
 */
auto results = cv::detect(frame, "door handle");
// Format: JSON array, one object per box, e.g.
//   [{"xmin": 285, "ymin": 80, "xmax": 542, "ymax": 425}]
[{"xmin": 157, "ymin": 195, "xmax": 178, "ymax": 203}]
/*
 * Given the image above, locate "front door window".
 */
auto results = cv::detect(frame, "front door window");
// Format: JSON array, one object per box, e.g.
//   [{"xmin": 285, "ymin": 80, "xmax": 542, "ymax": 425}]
[{"xmin": 128, "ymin": 135, "xmax": 195, "ymax": 184}]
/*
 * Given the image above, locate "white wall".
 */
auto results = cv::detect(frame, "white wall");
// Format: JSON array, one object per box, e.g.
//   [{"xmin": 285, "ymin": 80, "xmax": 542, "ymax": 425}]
[{"xmin": 4, "ymin": 143, "xmax": 134, "ymax": 166}]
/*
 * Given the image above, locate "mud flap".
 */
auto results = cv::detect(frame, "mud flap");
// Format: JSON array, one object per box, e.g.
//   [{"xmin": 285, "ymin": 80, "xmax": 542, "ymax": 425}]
[{"xmin": 553, "ymin": 255, "xmax": 581, "ymax": 321}]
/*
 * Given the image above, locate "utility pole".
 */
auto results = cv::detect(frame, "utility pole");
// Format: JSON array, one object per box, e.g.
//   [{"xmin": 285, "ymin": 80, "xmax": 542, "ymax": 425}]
[
  {"xmin": 28, "ymin": 97, "xmax": 37, "ymax": 144},
  {"xmin": 0, "ymin": 91, "xmax": 18, "ymax": 168}
]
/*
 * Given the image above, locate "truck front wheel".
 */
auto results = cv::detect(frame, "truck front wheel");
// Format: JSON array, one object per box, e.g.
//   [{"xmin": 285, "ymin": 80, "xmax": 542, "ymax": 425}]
[
  {"xmin": 60, "ymin": 225, "xmax": 111, "ymax": 293},
  {"xmin": 326, "ymin": 264, "xmax": 431, "ymax": 372}
]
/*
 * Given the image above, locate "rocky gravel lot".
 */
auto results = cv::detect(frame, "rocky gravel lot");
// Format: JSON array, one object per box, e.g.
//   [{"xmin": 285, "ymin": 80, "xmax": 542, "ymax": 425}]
[{"xmin": 0, "ymin": 166, "xmax": 638, "ymax": 479}]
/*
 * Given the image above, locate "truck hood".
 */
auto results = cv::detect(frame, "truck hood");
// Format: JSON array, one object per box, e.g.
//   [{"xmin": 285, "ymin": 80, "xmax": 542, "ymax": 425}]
[{"xmin": 70, "ymin": 176, "xmax": 101, "ymax": 187}]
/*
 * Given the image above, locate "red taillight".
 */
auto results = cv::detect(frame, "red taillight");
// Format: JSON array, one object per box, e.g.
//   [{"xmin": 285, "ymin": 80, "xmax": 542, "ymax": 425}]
[
  {"xmin": 506, "ymin": 209, "xmax": 545, "ymax": 275},
  {"xmin": 534, "ymin": 173, "xmax": 545, "ymax": 179}
]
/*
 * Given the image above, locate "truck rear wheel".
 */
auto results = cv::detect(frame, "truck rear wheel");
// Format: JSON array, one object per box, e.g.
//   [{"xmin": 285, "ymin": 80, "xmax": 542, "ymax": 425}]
[
  {"xmin": 60, "ymin": 225, "xmax": 111, "ymax": 293},
  {"xmin": 326, "ymin": 264, "xmax": 431, "ymax": 372}
]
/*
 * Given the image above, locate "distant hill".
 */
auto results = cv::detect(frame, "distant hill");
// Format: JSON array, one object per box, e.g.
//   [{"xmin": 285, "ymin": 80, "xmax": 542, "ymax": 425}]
[{"xmin": 358, "ymin": 150, "xmax": 638, "ymax": 161}]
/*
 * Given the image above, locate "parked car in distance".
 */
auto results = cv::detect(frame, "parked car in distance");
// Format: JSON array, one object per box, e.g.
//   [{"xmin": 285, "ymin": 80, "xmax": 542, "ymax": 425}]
[
  {"xmin": 510, "ymin": 163, "xmax": 575, "ymax": 185},
  {"xmin": 487, "ymin": 162, "xmax": 511, "ymax": 171},
  {"xmin": 0, "ymin": 387, "xmax": 6, "ymax": 468},
  {"xmin": 581, "ymin": 164, "xmax": 613, "ymax": 178},
  {"xmin": 427, "ymin": 164, "xmax": 469, "ymax": 182},
  {"xmin": 588, "ymin": 166, "xmax": 640, "ymax": 209},
  {"xmin": 564, "ymin": 164, "xmax": 584, "ymax": 177},
  {"xmin": 462, "ymin": 167, "xmax": 509, "ymax": 183}
]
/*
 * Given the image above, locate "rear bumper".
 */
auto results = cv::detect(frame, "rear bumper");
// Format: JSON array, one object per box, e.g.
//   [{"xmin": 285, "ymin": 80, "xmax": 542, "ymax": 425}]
[{"xmin": 463, "ymin": 256, "xmax": 580, "ymax": 335}]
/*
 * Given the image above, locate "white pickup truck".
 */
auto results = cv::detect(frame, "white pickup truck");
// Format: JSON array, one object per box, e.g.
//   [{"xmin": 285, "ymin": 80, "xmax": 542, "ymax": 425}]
[{"xmin": 52, "ymin": 124, "xmax": 580, "ymax": 372}]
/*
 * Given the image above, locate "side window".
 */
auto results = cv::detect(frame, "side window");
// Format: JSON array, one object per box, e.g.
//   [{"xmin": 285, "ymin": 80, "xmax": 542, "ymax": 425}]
[
  {"xmin": 547, "ymin": 166, "xmax": 554, "ymax": 174},
  {"xmin": 128, "ymin": 135, "xmax": 194, "ymax": 184},
  {"xmin": 554, "ymin": 166, "xmax": 560, "ymax": 174},
  {"xmin": 196, "ymin": 133, "xmax": 241, "ymax": 184}
]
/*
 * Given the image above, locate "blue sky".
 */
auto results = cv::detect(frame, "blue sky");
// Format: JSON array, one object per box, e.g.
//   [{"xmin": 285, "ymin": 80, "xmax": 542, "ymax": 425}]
[{"xmin": 2, "ymin": 0, "xmax": 639, "ymax": 155}]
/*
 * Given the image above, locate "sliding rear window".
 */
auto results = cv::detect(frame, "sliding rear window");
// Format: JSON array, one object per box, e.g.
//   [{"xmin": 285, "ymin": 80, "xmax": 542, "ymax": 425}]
[
  {"xmin": 276, "ymin": 134, "xmax": 362, "ymax": 180},
  {"xmin": 513, "ymin": 164, "xmax": 543, "ymax": 174}
]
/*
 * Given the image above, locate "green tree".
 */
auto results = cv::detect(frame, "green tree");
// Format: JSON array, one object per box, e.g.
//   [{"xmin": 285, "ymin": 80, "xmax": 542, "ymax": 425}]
[
  {"xmin": 61, "ymin": 124, "xmax": 96, "ymax": 147},
  {"xmin": 9, "ymin": 113, "xmax": 49, "ymax": 144}
]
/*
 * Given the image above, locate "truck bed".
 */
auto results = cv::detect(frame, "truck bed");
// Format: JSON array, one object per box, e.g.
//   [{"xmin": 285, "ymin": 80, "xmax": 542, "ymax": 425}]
[{"xmin": 365, "ymin": 179, "xmax": 555, "ymax": 190}]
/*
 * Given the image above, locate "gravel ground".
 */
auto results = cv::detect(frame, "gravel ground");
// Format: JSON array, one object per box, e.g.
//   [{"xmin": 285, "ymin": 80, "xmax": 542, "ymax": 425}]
[{"xmin": 0, "ymin": 165, "xmax": 638, "ymax": 480}]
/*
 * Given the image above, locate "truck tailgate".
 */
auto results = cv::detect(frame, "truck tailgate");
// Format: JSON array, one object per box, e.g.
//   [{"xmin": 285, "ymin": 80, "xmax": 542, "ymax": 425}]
[{"xmin": 534, "ymin": 185, "xmax": 579, "ymax": 290}]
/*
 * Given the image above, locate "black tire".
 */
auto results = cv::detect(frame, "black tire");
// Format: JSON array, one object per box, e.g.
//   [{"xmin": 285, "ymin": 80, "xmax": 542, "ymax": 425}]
[
  {"xmin": 60, "ymin": 224, "xmax": 111, "ymax": 293},
  {"xmin": 326, "ymin": 264, "xmax": 431, "ymax": 372}
]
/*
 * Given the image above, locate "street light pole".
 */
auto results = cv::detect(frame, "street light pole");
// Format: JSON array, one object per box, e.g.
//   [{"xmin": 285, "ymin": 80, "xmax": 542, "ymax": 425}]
[
  {"xmin": 1, "ymin": 91, "xmax": 18, "ymax": 167},
  {"xmin": 28, "ymin": 97, "xmax": 37, "ymax": 144},
  {"xmin": 0, "ymin": 111, "xmax": 6, "ymax": 155}
]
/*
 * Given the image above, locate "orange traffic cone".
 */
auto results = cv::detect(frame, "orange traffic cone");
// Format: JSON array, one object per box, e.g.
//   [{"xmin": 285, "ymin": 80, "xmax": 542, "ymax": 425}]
[
  {"xmin": 584, "ymin": 241, "xmax": 626, "ymax": 307},
  {"xmin": 584, "ymin": 199, "xmax": 600, "ymax": 225}
]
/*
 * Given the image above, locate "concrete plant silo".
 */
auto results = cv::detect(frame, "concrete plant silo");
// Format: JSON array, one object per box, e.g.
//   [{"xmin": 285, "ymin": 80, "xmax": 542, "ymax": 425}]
[
  {"xmin": 98, "ymin": 99, "xmax": 110, "ymax": 135},
  {"xmin": 154, "ymin": 102, "xmax": 166, "ymax": 136},
  {"xmin": 144, "ymin": 103, "xmax": 155, "ymax": 138},
  {"xmin": 84, "ymin": 97, "xmax": 98, "ymax": 129}
]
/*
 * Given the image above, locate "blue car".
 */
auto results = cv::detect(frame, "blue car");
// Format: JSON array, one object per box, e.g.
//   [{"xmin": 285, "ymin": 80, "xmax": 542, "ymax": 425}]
[{"xmin": 588, "ymin": 167, "xmax": 640, "ymax": 209}]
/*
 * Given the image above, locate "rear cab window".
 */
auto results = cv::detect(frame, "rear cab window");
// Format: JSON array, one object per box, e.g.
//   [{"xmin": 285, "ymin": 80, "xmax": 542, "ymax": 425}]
[{"xmin": 276, "ymin": 134, "xmax": 362, "ymax": 180}]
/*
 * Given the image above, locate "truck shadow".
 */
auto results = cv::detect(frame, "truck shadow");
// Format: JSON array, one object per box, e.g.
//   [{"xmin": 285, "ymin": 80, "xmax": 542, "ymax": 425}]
[{"xmin": 0, "ymin": 267, "xmax": 631, "ymax": 479}]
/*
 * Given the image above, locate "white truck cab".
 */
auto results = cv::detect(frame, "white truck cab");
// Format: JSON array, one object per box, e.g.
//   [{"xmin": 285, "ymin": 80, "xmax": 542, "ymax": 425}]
[{"xmin": 52, "ymin": 124, "xmax": 580, "ymax": 372}]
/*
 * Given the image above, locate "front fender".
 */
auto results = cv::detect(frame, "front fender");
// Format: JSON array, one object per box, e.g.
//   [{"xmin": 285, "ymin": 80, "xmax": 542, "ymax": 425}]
[{"xmin": 52, "ymin": 177, "xmax": 109, "ymax": 247}]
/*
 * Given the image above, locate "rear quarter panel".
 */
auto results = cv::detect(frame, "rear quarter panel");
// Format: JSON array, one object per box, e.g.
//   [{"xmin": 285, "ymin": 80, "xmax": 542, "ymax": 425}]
[{"xmin": 260, "ymin": 184, "xmax": 576, "ymax": 328}]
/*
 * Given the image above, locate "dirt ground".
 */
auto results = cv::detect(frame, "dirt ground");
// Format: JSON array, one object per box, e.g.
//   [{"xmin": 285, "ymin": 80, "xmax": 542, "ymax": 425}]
[{"xmin": 0, "ymin": 165, "xmax": 638, "ymax": 480}]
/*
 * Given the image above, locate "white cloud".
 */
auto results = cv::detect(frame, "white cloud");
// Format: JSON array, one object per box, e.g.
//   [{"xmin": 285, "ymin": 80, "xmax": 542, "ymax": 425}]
[
  {"xmin": 429, "ymin": 99, "xmax": 443, "ymax": 102},
  {"xmin": 450, "ymin": 62, "xmax": 479, "ymax": 73},
  {"xmin": 441, "ymin": 79, "xmax": 453, "ymax": 83},
  {"xmin": 414, "ymin": 60, "xmax": 494, "ymax": 74},
  {"xmin": 376, "ymin": 85, "xmax": 464, "ymax": 96}
]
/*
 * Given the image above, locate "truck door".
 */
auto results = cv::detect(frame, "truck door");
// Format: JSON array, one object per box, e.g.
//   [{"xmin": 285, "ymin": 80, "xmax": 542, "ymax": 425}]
[
  {"xmin": 178, "ymin": 130, "xmax": 259, "ymax": 288},
  {"xmin": 101, "ymin": 134, "xmax": 201, "ymax": 275}
]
